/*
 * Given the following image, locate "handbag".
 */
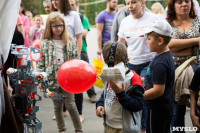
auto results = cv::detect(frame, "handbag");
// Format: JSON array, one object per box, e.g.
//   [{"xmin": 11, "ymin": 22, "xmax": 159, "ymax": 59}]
[
  {"xmin": 93, "ymin": 56, "xmax": 104, "ymax": 88},
  {"xmin": 174, "ymin": 45, "xmax": 200, "ymax": 104}
]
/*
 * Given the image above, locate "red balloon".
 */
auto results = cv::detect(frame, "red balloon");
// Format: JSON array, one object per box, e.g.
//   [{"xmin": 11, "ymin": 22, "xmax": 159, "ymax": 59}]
[
  {"xmin": 31, "ymin": 39, "xmax": 42, "ymax": 49},
  {"xmin": 57, "ymin": 59, "xmax": 97, "ymax": 94}
]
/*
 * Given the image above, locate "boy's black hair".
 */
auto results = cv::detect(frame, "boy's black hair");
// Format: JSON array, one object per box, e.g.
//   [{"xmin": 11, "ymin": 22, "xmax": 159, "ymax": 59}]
[{"xmin": 147, "ymin": 31, "xmax": 171, "ymax": 45}]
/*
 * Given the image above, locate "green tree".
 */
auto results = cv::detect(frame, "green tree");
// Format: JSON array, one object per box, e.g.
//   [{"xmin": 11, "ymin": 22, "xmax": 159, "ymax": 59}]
[
  {"xmin": 118, "ymin": 0, "xmax": 125, "ymax": 5},
  {"xmin": 85, "ymin": 0, "xmax": 96, "ymax": 25},
  {"xmin": 22, "ymin": 0, "xmax": 41, "ymax": 16},
  {"xmin": 40, "ymin": 0, "xmax": 46, "ymax": 14},
  {"xmin": 96, "ymin": 1, "xmax": 106, "ymax": 15}
]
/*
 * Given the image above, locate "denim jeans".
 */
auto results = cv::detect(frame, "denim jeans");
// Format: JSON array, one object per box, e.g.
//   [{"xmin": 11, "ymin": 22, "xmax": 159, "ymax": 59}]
[
  {"xmin": 128, "ymin": 62, "xmax": 150, "ymax": 131},
  {"xmin": 171, "ymin": 65, "xmax": 186, "ymax": 133},
  {"xmin": 171, "ymin": 103, "xmax": 186, "ymax": 133}
]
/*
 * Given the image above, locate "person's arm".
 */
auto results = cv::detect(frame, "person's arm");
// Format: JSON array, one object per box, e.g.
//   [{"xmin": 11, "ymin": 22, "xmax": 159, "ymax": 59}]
[
  {"xmin": 75, "ymin": 33, "xmax": 82, "ymax": 57},
  {"xmin": 68, "ymin": 39, "xmax": 79, "ymax": 60},
  {"xmin": 111, "ymin": 13, "xmax": 119, "ymax": 42},
  {"xmin": 97, "ymin": 23, "xmax": 104, "ymax": 55},
  {"xmin": 96, "ymin": 91, "xmax": 105, "ymax": 108},
  {"xmin": 29, "ymin": 27, "xmax": 34, "ymax": 43},
  {"xmin": 73, "ymin": 13, "xmax": 84, "ymax": 58},
  {"xmin": 116, "ymin": 86, "xmax": 144, "ymax": 112},
  {"xmin": 17, "ymin": 24, "xmax": 25, "ymax": 38},
  {"xmin": 144, "ymin": 63, "xmax": 167, "ymax": 100},
  {"xmin": 118, "ymin": 37, "xmax": 125, "ymax": 44},
  {"xmin": 190, "ymin": 90, "xmax": 200, "ymax": 131},
  {"xmin": 144, "ymin": 84, "xmax": 165, "ymax": 100},
  {"xmin": 96, "ymin": 91, "xmax": 105, "ymax": 118},
  {"xmin": 16, "ymin": 15, "xmax": 25, "ymax": 38},
  {"xmin": 110, "ymin": 81, "xmax": 144, "ymax": 112},
  {"xmin": 141, "ymin": 77, "xmax": 144, "ymax": 83},
  {"xmin": 23, "ymin": 16, "xmax": 30, "ymax": 35},
  {"xmin": 37, "ymin": 41, "xmax": 46, "ymax": 72},
  {"xmin": 82, "ymin": 16, "xmax": 90, "ymax": 39},
  {"xmin": 168, "ymin": 38, "xmax": 200, "ymax": 53},
  {"xmin": 82, "ymin": 29, "xmax": 88, "ymax": 39},
  {"xmin": 172, "ymin": 46, "xmax": 200, "ymax": 56}
]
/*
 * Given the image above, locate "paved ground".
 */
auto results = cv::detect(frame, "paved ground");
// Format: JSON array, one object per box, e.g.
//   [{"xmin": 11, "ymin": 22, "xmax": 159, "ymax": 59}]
[{"xmin": 35, "ymin": 28, "xmax": 193, "ymax": 133}]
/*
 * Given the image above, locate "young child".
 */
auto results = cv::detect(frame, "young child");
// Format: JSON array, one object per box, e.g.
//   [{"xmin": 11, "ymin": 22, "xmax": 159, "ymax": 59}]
[
  {"xmin": 37, "ymin": 12, "xmax": 82, "ymax": 133},
  {"xmin": 143, "ymin": 20, "xmax": 175, "ymax": 133},
  {"xmin": 29, "ymin": 15, "xmax": 44, "ymax": 43},
  {"xmin": 189, "ymin": 66, "xmax": 200, "ymax": 131},
  {"xmin": 96, "ymin": 42, "xmax": 144, "ymax": 133}
]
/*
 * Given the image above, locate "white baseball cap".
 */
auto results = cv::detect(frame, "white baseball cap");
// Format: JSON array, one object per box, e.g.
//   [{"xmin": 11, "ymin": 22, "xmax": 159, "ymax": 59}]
[{"xmin": 145, "ymin": 20, "xmax": 173, "ymax": 37}]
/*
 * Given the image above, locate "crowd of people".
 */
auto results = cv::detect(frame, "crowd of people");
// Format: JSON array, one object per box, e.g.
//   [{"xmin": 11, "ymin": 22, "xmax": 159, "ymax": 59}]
[{"xmin": 1, "ymin": 0, "xmax": 200, "ymax": 133}]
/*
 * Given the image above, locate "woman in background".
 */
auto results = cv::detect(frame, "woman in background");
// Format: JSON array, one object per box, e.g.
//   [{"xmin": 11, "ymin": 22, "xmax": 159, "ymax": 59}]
[{"xmin": 166, "ymin": 0, "xmax": 200, "ymax": 132}]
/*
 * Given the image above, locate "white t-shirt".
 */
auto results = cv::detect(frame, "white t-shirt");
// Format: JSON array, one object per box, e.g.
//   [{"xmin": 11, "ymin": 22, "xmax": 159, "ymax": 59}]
[
  {"xmin": 118, "ymin": 12, "xmax": 163, "ymax": 65},
  {"xmin": 62, "ymin": 10, "xmax": 84, "ymax": 44},
  {"xmin": 53, "ymin": 40, "xmax": 65, "ymax": 68}
]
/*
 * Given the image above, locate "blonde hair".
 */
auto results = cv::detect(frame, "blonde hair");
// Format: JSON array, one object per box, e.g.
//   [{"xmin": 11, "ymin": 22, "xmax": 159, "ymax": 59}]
[
  {"xmin": 115, "ymin": 4, "xmax": 125, "ymax": 12},
  {"xmin": 25, "ymin": 11, "xmax": 32, "ymax": 17},
  {"xmin": 151, "ymin": 2, "xmax": 165, "ymax": 15},
  {"xmin": 34, "ymin": 15, "xmax": 43, "ymax": 22},
  {"xmin": 43, "ymin": 12, "xmax": 73, "ymax": 47}
]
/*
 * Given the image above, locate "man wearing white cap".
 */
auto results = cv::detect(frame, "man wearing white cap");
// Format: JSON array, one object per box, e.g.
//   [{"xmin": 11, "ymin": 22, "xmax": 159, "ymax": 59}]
[{"xmin": 143, "ymin": 20, "xmax": 175, "ymax": 133}]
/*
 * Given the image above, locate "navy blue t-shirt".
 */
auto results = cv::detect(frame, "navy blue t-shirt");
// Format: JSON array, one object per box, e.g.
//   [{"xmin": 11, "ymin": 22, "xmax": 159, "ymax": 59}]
[{"xmin": 144, "ymin": 51, "xmax": 175, "ymax": 109}]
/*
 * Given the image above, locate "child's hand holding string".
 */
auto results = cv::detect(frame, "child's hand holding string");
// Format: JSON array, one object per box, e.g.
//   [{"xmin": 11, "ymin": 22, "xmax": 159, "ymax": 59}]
[{"xmin": 110, "ymin": 80, "xmax": 125, "ymax": 94}]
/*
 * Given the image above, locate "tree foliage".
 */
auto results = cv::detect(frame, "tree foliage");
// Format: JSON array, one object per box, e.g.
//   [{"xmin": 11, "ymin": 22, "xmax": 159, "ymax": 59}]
[
  {"xmin": 84, "ymin": 0, "xmax": 96, "ymax": 25},
  {"xmin": 22, "ymin": 0, "xmax": 40, "ymax": 16},
  {"xmin": 21, "ymin": 0, "xmax": 46, "ymax": 16}
]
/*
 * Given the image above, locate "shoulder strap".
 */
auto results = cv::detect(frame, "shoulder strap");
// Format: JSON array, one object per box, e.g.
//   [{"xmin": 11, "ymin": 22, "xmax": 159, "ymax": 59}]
[
  {"xmin": 196, "ymin": 45, "xmax": 199, "ymax": 63},
  {"xmin": 80, "ymin": 14, "xmax": 83, "ymax": 23}
]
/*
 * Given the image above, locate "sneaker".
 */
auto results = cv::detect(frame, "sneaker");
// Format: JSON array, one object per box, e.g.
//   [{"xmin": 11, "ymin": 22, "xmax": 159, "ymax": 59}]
[
  {"xmin": 63, "ymin": 111, "xmax": 68, "ymax": 117},
  {"xmin": 52, "ymin": 115, "xmax": 56, "ymax": 120},
  {"xmin": 90, "ymin": 96, "xmax": 97, "ymax": 103}
]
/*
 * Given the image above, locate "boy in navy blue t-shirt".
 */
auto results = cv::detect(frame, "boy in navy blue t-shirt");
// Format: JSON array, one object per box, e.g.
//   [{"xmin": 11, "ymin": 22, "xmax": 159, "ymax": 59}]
[{"xmin": 143, "ymin": 20, "xmax": 175, "ymax": 133}]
